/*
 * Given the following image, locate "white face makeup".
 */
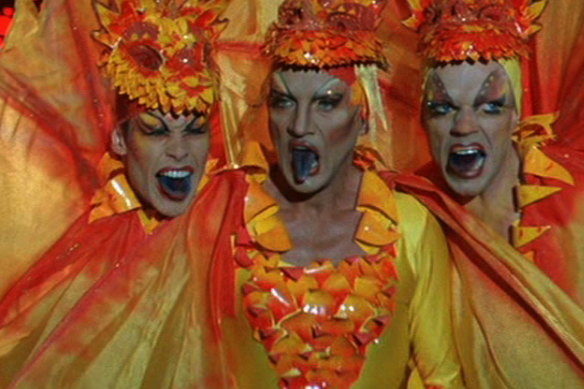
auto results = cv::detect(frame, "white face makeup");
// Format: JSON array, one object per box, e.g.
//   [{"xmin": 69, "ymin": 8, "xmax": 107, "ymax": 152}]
[
  {"xmin": 269, "ymin": 69, "xmax": 365, "ymax": 194},
  {"xmin": 422, "ymin": 61, "xmax": 519, "ymax": 198},
  {"xmin": 112, "ymin": 110, "xmax": 210, "ymax": 217}
]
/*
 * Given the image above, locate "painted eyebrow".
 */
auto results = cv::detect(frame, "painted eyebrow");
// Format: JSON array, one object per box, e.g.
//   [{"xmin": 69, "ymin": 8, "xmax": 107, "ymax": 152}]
[
  {"xmin": 270, "ymin": 89, "xmax": 293, "ymax": 98},
  {"xmin": 183, "ymin": 115, "xmax": 204, "ymax": 130},
  {"xmin": 427, "ymin": 72, "xmax": 455, "ymax": 104},
  {"xmin": 138, "ymin": 112, "xmax": 166, "ymax": 129},
  {"xmin": 314, "ymin": 77, "xmax": 344, "ymax": 98},
  {"xmin": 473, "ymin": 70, "xmax": 508, "ymax": 106},
  {"xmin": 272, "ymin": 72, "xmax": 293, "ymax": 95}
]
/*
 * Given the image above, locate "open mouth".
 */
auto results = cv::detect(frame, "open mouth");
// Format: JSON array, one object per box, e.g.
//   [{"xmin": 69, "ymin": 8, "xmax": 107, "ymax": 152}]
[
  {"xmin": 447, "ymin": 144, "xmax": 487, "ymax": 179},
  {"xmin": 290, "ymin": 143, "xmax": 320, "ymax": 184},
  {"xmin": 156, "ymin": 167, "xmax": 194, "ymax": 201}
]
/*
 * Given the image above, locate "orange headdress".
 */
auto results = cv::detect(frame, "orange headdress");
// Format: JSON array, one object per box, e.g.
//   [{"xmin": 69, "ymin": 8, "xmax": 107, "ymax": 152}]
[
  {"xmin": 94, "ymin": 0, "xmax": 228, "ymax": 114},
  {"xmin": 265, "ymin": 0, "xmax": 388, "ymax": 69},
  {"xmin": 404, "ymin": 0, "xmax": 547, "ymax": 62}
]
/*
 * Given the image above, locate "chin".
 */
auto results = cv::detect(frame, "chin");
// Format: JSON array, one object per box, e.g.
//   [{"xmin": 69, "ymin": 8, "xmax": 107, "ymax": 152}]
[
  {"xmin": 445, "ymin": 175, "xmax": 489, "ymax": 199},
  {"xmin": 148, "ymin": 190, "xmax": 197, "ymax": 218},
  {"xmin": 153, "ymin": 200, "xmax": 192, "ymax": 218}
]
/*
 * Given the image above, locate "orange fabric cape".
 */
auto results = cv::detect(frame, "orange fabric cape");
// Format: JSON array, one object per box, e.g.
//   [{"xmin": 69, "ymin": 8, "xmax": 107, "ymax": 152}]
[{"xmin": 206, "ymin": 166, "xmax": 584, "ymax": 387}]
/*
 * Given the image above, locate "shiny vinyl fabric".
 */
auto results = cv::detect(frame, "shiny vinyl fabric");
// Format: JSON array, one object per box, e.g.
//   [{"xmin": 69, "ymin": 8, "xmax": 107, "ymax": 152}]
[
  {"xmin": 0, "ymin": 0, "xmax": 275, "ymax": 386},
  {"xmin": 206, "ymin": 159, "xmax": 584, "ymax": 388},
  {"xmin": 392, "ymin": 173, "xmax": 584, "ymax": 388},
  {"xmin": 0, "ymin": 0, "xmax": 584, "ymax": 388},
  {"xmin": 518, "ymin": 143, "xmax": 584, "ymax": 307},
  {"xmin": 213, "ymin": 161, "xmax": 464, "ymax": 388},
  {"xmin": 377, "ymin": 1, "xmax": 584, "ymax": 385},
  {"xmin": 0, "ymin": 167, "xmax": 243, "ymax": 387}
]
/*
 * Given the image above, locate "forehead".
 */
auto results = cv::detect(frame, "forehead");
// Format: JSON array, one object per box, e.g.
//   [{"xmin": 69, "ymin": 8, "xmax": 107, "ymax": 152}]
[
  {"xmin": 135, "ymin": 110, "xmax": 201, "ymax": 127},
  {"xmin": 426, "ymin": 61, "xmax": 511, "ymax": 101},
  {"xmin": 271, "ymin": 69, "xmax": 349, "ymax": 96}
]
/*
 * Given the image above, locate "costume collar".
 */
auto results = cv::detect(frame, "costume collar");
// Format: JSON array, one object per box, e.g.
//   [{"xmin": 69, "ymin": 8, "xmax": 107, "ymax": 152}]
[
  {"xmin": 89, "ymin": 153, "xmax": 161, "ymax": 233},
  {"xmin": 241, "ymin": 144, "xmax": 400, "ymax": 254},
  {"xmin": 512, "ymin": 113, "xmax": 575, "ymax": 250}
]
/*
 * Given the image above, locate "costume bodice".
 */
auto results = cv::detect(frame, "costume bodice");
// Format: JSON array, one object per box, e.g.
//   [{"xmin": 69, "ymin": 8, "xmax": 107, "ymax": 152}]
[{"xmin": 219, "ymin": 163, "xmax": 463, "ymax": 388}]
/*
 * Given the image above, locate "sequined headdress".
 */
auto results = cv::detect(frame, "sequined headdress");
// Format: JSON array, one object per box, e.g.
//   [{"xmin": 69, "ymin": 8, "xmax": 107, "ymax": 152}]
[
  {"xmin": 404, "ymin": 0, "xmax": 547, "ymax": 62},
  {"xmin": 94, "ymin": 0, "xmax": 227, "ymax": 114},
  {"xmin": 265, "ymin": 0, "xmax": 388, "ymax": 69}
]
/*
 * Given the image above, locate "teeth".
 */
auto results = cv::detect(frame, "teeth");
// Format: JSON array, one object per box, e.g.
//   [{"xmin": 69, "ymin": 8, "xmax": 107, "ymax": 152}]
[
  {"xmin": 160, "ymin": 170, "xmax": 191, "ymax": 179},
  {"xmin": 454, "ymin": 149, "xmax": 480, "ymax": 156}
]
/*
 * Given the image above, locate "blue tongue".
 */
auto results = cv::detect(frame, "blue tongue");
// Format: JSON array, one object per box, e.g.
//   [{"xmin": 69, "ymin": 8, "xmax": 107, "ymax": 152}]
[
  {"xmin": 158, "ymin": 175, "xmax": 192, "ymax": 198},
  {"xmin": 292, "ymin": 148, "xmax": 317, "ymax": 183}
]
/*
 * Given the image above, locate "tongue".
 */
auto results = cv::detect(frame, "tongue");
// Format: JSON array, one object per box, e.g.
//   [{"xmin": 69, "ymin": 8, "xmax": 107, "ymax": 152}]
[
  {"xmin": 158, "ymin": 175, "xmax": 192, "ymax": 201},
  {"xmin": 292, "ymin": 148, "xmax": 318, "ymax": 184}
]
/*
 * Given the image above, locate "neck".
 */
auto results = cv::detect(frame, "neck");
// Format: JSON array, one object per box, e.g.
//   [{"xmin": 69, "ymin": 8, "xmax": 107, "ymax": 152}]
[{"xmin": 465, "ymin": 149, "xmax": 521, "ymax": 239}]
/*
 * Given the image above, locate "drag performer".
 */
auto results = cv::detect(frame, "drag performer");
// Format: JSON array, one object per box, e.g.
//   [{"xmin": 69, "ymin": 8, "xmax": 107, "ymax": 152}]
[
  {"xmin": 208, "ymin": 0, "xmax": 465, "ymax": 387},
  {"xmin": 207, "ymin": 0, "xmax": 584, "ymax": 388},
  {"xmin": 383, "ymin": 0, "xmax": 584, "ymax": 386},
  {"xmin": 0, "ymin": 0, "xmax": 231, "ymax": 386},
  {"xmin": 409, "ymin": 0, "xmax": 584, "ymax": 308}
]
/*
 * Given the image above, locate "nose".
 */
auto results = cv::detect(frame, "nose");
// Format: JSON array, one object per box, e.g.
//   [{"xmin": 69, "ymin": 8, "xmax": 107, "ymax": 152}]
[
  {"xmin": 451, "ymin": 107, "xmax": 479, "ymax": 137},
  {"xmin": 287, "ymin": 105, "xmax": 313, "ymax": 137},
  {"xmin": 165, "ymin": 135, "xmax": 188, "ymax": 161}
]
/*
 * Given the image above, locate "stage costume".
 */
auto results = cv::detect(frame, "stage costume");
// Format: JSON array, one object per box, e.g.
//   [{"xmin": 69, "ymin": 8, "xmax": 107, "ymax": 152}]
[
  {"xmin": 510, "ymin": 118, "xmax": 584, "ymax": 306},
  {"xmin": 205, "ymin": 1, "xmax": 466, "ymax": 387},
  {"xmin": 213, "ymin": 150, "xmax": 463, "ymax": 388},
  {"xmin": 393, "ymin": 0, "xmax": 584, "ymax": 386},
  {"xmin": 0, "ymin": 0, "xmax": 583, "ymax": 388},
  {"xmin": 0, "ymin": 0, "xmax": 235, "ymax": 386},
  {"xmin": 404, "ymin": 0, "xmax": 584, "ymax": 308},
  {"xmin": 208, "ymin": 0, "xmax": 584, "ymax": 388}
]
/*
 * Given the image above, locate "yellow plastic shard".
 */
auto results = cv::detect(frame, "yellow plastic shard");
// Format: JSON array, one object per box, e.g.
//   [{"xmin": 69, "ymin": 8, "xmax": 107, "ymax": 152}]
[
  {"xmin": 241, "ymin": 141, "xmax": 270, "ymax": 176},
  {"xmin": 516, "ymin": 184, "xmax": 562, "ymax": 208},
  {"xmin": 244, "ymin": 180, "xmax": 278, "ymax": 224},
  {"xmin": 402, "ymin": 0, "xmax": 426, "ymax": 29},
  {"xmin": 253, "ymin": 214, "xmax": 293, "ymax": 253},
  {"xmin": 512, "ymin": 224, "xmax": 551, "ymax": 248},
  {"xmin": 244, "ymin": 178, "xmax": 293, "ymax": 252},
  {"xmin": 355, "ymin": 211, "xmax": 400, "ymax": 249},
  {"xmin": 137, "ymin": 209, "xmax": 161, "ymax": 234},
  {"xmin": 523, "ymin": 147, "xmax": 575, "ymax": 185},
  {"xmin": 88, "ymin": 153, "xmax": 160, "ymax": 232},
  {"xmin": 527, "ymin": 0, "xmax": 548, "ymax": 22},
  {"xmin": 522, "ymin": 250, "xmax": 536, "ymax": 262},
  {"xmin": 514, "ymin": 113, "xmax": 556, "ymax": 151},
  {"xmin": 93, "ymin": 2, "xmax": 118, "ymax": 39},
  {"xmin": 357, "ymin": 170, "xmax": 398, "ymax": 225}
]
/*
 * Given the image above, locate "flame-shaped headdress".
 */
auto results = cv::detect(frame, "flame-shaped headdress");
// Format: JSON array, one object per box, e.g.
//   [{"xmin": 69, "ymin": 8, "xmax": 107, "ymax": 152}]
[
  {"xmin": 404, "ymin": 0, "xmax": 547, "ymax": 62},
  {"xmin": 94, "ymin": 0, "xmax": 227, "ymax": 114},
  {"xmin": 265, "ymin": 0, "xmax": 388, "ymax": 69}
]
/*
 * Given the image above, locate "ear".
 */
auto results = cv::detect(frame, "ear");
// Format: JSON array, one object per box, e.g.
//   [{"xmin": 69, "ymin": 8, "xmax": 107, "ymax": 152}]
[{"xmin": 111, "ymin": 127, "xmax": 128, "ymax": 156}]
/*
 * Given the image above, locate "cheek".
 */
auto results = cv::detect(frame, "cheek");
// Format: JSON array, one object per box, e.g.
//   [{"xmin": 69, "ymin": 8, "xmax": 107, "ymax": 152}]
[
  {"xmin": 190, "ymin": 137, "xmax": 211, "ymax": 163},
  {"xmin": 323, "ymin": 113, "xmax": 359, "ymax": 146},
  {"xmin": 425, "ymin": 119, "xmax": 449, "ymax": 152},
  {"xmin": 483, "ymin": 116, "xmax": 515, "ymax": 147},
  {"xmin": 127, "ymin": 136, "xmax": 159, "ymax": 172},
  {"xmin": 269, "ymin": 115, "xmax": 288, "ymax": 145}
]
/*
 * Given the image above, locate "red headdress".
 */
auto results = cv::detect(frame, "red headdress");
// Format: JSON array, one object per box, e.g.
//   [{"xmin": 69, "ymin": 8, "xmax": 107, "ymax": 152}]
[
  {"xmin": 94, "ymin": 0, "xmax": 228, "ymax": 114},
  {"xmin": 404, "ymin": 0, "xmax": 547, "ymax": 62},
  {"xmin": 265, "ymin": 0, "xmax": 388, "ymax": 69}
]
